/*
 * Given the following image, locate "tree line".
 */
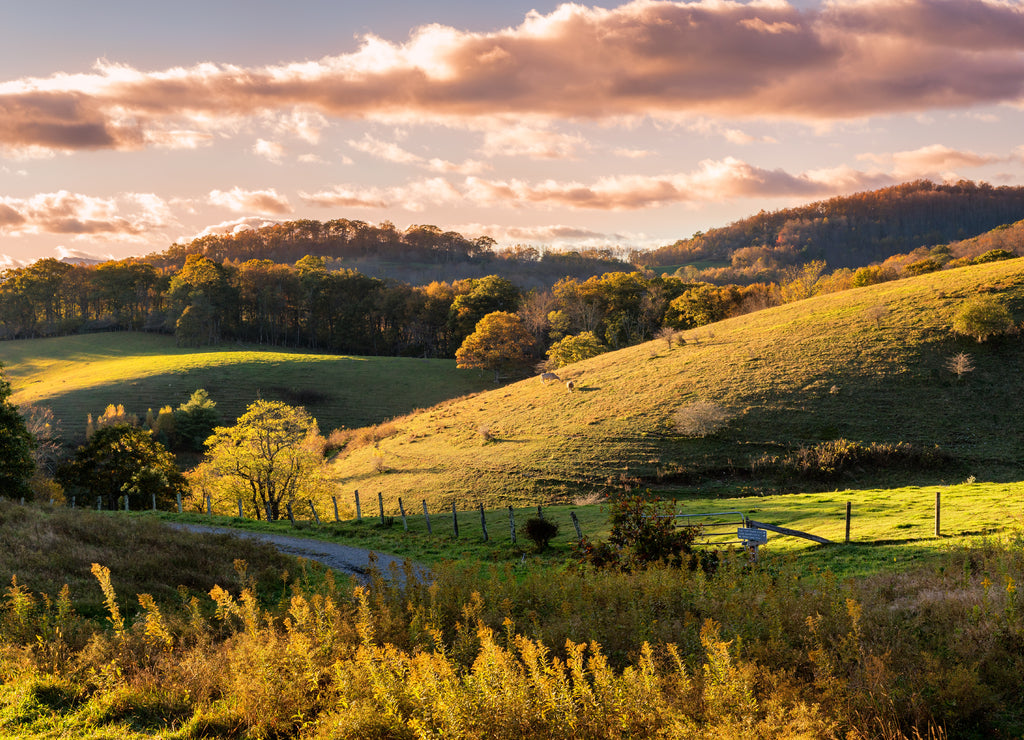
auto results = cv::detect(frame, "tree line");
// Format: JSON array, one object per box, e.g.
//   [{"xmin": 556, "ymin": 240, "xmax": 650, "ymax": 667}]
[
  {"xmin": 0, "ymin": 249, "xmax": 773, "ymax": 359},
  {"xmin": 634, "ymin": 180, "xmax": 1024, "ymax": 280}
]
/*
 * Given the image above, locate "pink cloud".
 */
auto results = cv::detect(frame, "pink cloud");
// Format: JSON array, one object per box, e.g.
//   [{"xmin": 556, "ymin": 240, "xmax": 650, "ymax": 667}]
[
  {"xmin": 461, "ymin": 158, "xmax": 893, "ymax": 210},
  {"xmin": 860, "ymin": 144, "xmax": 1004, "ymax": 178},
  {"xmin": 479, "ymin": 125, "xmax": 588, "ymax": 159},
  {"xmin": 208, "ymin": 187, "xmax": 293, "ymax": 215},
  {"xmin": 0, "ymin": 191, "xmax": 173, "ymax": 239},
  {"xmin": 1, "ymin": 0, "xmax": 1023, "ymax": 153},
  {"xmin": 302, "ymin": 157, "xmax": 896, "ymax": 212}
]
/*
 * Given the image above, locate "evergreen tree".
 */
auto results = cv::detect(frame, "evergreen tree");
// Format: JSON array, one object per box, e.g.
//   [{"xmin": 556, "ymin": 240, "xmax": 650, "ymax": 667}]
[{"xmin": 0, "ymin": 365, "xmax": 35, "ymax": 499}]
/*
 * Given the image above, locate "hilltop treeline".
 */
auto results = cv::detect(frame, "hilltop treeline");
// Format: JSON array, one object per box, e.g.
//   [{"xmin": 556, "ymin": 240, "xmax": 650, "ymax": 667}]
[
  {"xmin": 146, "ymin": 219, "xmax": 631, "ymax": 288},
  {"xmin": 0, "ymin": 252, "xmax": 761, "ymax": 357},
  {"xmin": 635, "ymin": 180, "xmax": 1024, "ymax": 279}
]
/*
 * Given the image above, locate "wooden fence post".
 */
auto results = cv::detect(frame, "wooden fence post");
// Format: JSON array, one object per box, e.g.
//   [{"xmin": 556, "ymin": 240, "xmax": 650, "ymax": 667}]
[
  {"xmin": 423, "ymin": 500, "xmax": 432, "ymax": 534},
  {"xmin": 935, "ymin": 491, "xmax": 941, "ymax": 537},
  {"xmin": 452, "ymin": 502, "xmax": 459, "ymax": 538},
  {"xmin": 845, "ymin": 501, "xmax": 851, "ymax": 544},
  {"xmin": 332, "ymin": 495, "xmax": 340, "ymax": 522},
  {"xmin": 399, "ymin": 498, "xmax": 408, "ymax": 532},
  {"xmin": 378, "ymin": 492, "xmax": 385, "ymax": 525},
  {"xmin": 309, "ymin": 499, "xmax": 320, "ymax": 525},
  {"xmin": 570, "ymin": 511, "xmax": 582, "ymax": 540},
  {"xmin": 355, "ymin": 490, "xmax": 361, "ymax": 521},
  {"xmin": 479, "ymin": 503, "xmax": 488, "ymax": 542},
  {"xmin": 508, "ymin": 506, "xmax": 516, "ymax": 544}
]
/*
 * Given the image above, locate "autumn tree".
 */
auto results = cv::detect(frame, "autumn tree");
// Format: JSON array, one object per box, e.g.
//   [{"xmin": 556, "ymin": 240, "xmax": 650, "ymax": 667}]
[
  {"xmin": 196, "ymin": 400, "xmax": 325, "ymax": 521},
  {"xmin": 952, "ymin": 295, "xmax": 1015, "ymax": 342},
  {"xmin": 455, "ymin": 311, "xmax": 535, "ymax": 383},
  {"xmin": 546, "ymin": 331, "xmax": 607, "ymax": 369}
]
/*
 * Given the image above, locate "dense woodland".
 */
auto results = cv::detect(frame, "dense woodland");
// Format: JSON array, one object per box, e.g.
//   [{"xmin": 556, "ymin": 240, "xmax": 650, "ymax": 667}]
[
  {"xmin": 2, "ymin": 180, "xmax": 1023, "ymax": 361},
  {"xmin": 635, "ymin": 180, "xmax": 1024, "ymax": 280}
]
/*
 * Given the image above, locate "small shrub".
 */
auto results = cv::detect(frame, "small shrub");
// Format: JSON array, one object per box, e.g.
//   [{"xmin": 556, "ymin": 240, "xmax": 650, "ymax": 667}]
[
  {"xmin": 673, "ymin": 400, "xmax": 734, "ymax": 437},
  {"xmin": 477, "ymin": 424, "xmax": 494, "ymax": 443},
  {"xmin": 523, "ymin": 517, "xmax": 559, "ymax": 551},
  {"xmin": 946, "ymin": 352, "xmax": 975, "ymax": 380}
]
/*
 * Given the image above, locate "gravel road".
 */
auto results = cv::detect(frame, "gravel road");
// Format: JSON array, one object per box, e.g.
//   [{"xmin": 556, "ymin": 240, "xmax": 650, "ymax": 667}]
[{"xmin": 171, "ymin": 524, "xmax": 428, "ymax": 584}]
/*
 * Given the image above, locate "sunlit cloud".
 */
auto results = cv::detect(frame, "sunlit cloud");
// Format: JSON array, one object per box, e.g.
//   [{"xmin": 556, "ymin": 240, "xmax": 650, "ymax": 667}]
[
  {"xmin": 301, "ymin": 157, "xmax": 896, "ymax": 213},
  {"xmin": 613, "ymin": 147, "xmax": 653, "ymax": 159},
  {"xmin": 208, "ymin": 187, "xmax": 293, "ymax": 215},
  {"xmin": 479, "ymin": 125, "xmax": 588, "ymax": 160},
  {"xmin": 54, "ymin": 246, "xmax": 112, "ymax": 263},
  {"xmin": 348, "ymin": 134, "xmax": 422, "ymax": 164},
  {"xmin": 3, "ymin": 0, "xmax": 1024, "ymax": 155},
  {"xmin": 0, "ymin": 191, "xmax": 174, "ymax": 239},
  {"xmin": 188, "ymin": 216, "xmax": 282, "ymax": 240},
  {"xmin": 253, "ymin": 138, "xmax": 286, "ymax": 163},
  {"xmin": 860, "ymin": 144, "xmax": 1004, "ymax": 178},
  {"xmin": 461, "ymin": 158, "xmax": 894, "ymax": 210},
  {"xmin": 347, "ymin": 133, "xmax": 486, "ymax": 174}
]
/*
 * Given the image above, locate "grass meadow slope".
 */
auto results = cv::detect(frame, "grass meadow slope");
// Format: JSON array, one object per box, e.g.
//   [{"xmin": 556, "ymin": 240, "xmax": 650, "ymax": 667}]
[
  {"xmin": 329, "ymin": 258, "xmax": 1024, "ymax": 508},
  {"xmin": 0, "ymin": 332, "xmax": 492, "ymax": 440}
]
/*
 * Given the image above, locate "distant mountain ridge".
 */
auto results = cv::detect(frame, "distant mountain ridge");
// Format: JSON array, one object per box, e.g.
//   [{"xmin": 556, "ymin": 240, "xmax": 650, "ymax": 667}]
[{"xmin": 634, "ymin": 180, "xmax": 1024, "ymax": 274}]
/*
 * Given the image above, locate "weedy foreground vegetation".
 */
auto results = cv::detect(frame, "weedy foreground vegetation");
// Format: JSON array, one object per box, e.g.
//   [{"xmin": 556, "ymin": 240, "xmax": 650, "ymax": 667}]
[{"xmin": 1, "ymin": 500, "xmax": 1023, "ymax": 739}]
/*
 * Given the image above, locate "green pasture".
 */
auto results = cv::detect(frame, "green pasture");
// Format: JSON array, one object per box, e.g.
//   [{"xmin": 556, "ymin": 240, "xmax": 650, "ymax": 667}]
[
  {"xmin": 159, "ymin": 479, "xmax": 1024, "ymax": 579},
  {"xmin": 0, "ymin": 332, "xmax": 492, "ymax": 440},
  {"xmin": 329, "ymin": 258, "xmax": 1024, "ymax": 507}
]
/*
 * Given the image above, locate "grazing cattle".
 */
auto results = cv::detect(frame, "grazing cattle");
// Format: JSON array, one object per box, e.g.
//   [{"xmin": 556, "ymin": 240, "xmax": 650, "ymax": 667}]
[
  {"xmin": 566, "ymin": 380, "xmax": 576, "ymax": 392},
  {"xmin": 540, "ymin": 372, "xmax": 560, "ymax": 383}
]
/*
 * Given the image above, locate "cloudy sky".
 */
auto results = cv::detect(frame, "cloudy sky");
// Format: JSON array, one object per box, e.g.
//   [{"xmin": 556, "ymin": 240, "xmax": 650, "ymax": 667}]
[{"xmin": 2, "ymin": 0, "xmax": 1024, "ymax": 267}]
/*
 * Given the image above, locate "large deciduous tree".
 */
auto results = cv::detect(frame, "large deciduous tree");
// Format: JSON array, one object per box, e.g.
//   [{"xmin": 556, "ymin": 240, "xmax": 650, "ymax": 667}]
[
  {"xmin": 455, "ymin": 311, "xmax": 535, "ymax": 383},
  {"xmin": 195, "ymin": 400, "xmax": 325, "ymax": 521},
  {"xmin": 0, "ymin": 366, "xmax": 35, "ymax": 499}
]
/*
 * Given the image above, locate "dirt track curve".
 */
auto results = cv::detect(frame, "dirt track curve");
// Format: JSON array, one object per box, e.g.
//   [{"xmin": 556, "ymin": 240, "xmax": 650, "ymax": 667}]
[{"xmin": 172, "ymin": 524, "xmax": 427, "ymax": 584}]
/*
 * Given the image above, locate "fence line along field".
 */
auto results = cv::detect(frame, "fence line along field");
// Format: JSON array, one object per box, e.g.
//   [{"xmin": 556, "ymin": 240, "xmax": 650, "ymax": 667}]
[{"xmin": 0, "ymin": 332, "xmax": 493, "ymax": 440}]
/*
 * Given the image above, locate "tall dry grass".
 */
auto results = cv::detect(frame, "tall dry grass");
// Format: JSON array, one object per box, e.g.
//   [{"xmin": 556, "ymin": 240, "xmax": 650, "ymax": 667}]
[{"xmin": 1, "ymin": 510, "xmax": 1022, "ymax": 738}]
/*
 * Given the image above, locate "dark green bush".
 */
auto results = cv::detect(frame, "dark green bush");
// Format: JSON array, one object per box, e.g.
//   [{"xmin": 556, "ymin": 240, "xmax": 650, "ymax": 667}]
[
  {"xmin": 577, "ymin": 493, "xmax": 702, "ymax": 570},
  {"xmin": 523, "ymin": 516, "xmax": 559, "ymax": 551}
]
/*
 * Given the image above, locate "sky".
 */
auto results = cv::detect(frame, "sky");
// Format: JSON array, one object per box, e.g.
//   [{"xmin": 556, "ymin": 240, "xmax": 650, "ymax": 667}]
[{"xmin": 2, "ymin": 0, "xmax": 1024, "ymax": 267}]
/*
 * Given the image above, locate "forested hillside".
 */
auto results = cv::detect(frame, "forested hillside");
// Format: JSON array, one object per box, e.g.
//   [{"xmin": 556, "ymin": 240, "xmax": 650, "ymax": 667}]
[
  {"xmin": 635, "ymin": 180, "xmax": 1024, "ymax": 279},
  {"xmin": 145, "ymin": 219, "xmax": 631, "ymax": 288}
]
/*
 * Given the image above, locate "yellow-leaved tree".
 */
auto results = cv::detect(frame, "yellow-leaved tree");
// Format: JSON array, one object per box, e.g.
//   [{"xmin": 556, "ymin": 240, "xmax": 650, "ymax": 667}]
[
  {"xmin": 455, "ymin": 310, "xmax": 535, "ymax": 384},
  {"xmin": 192, "ymin": 400, "xmax": 327, "ymax": 520}
]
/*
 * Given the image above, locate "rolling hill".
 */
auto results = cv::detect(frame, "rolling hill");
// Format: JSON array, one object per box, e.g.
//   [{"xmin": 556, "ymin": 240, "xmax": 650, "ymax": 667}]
[
  {"xmin": 0, "ymin": 333, "xmax": 493, "ymax": 440},
  {"xmin": 328, "ymin": 258, "xmax": 1024, "ymax": 508}
]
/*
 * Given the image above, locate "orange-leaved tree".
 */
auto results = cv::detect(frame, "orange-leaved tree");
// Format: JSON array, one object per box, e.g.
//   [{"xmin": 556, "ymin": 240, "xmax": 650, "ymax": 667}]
[{"xmin": 455, "ymin": 311, "xmax": 535, "ymax": 384}]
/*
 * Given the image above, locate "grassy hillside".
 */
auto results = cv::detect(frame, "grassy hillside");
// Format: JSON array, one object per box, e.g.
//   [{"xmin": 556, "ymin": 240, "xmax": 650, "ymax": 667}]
[
  {"xmin": 0, "ymin": 333, "xmax": 492, "ymax": 440},
  {"xmin": 329, "ymin": 258, "xmax": 1024, "ymax": 508}
]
